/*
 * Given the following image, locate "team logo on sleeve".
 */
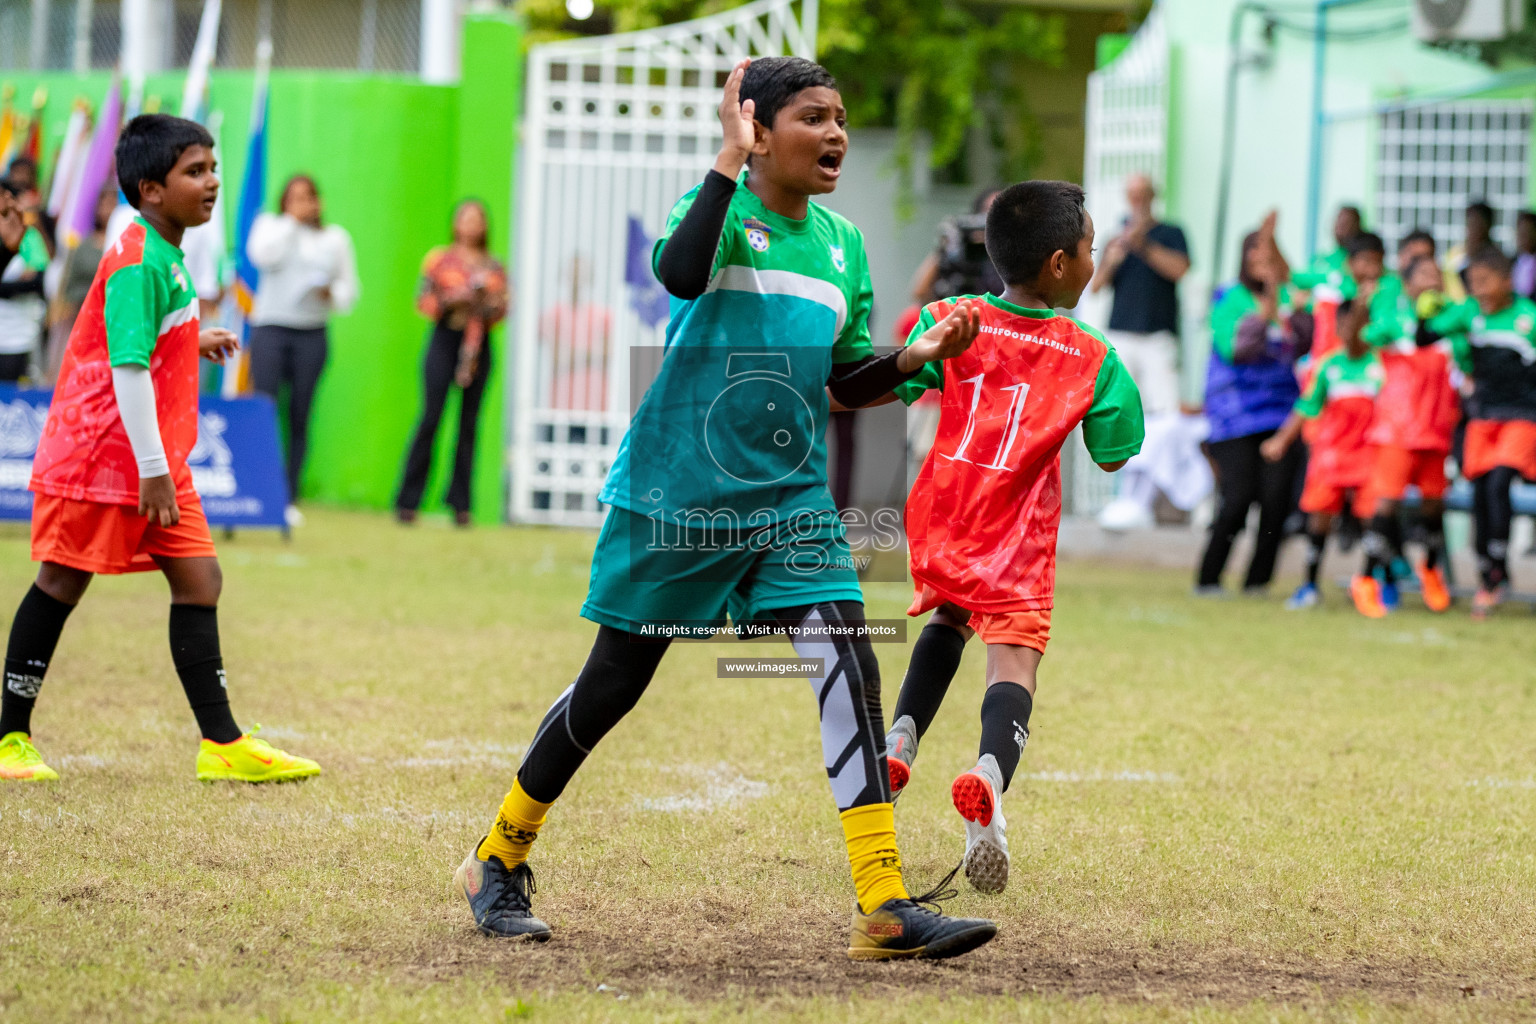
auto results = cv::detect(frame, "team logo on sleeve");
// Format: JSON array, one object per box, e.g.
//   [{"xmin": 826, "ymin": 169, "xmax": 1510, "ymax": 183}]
[
  {"xmin": 744, "ymin": 217, "xmax": 772, "ymax": 253},
  {"xmin": 829, "ymin": 244, "xmax": 846, "ymax": 272}
]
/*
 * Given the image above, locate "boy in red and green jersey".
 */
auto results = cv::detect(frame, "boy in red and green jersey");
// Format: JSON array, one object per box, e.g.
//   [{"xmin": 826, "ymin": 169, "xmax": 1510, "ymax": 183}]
[
  {"xmin": 1262, "ymin": 285, "xmax": 1387, "ymax": 618},
  {"xmin": 0, "ymin": 114, "xmax": 318, "ymax": 784},
  {"xmin": 1358, "ymin": 254, "xmax": 1460, "ymax": 613},
  {"xmin": 1420, "ymin": 247, "xmax": 1536, "ymax": 617},
  {"xmin": 882, "ymin": 181, "xmax": 1144, "ymax": 897}
]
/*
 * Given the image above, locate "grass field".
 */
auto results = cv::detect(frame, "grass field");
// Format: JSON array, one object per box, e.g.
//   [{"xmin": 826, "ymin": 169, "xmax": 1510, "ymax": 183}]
[{"xmin": 2, "ymin": 508, "xmax": 1535, "ymax": 1023}]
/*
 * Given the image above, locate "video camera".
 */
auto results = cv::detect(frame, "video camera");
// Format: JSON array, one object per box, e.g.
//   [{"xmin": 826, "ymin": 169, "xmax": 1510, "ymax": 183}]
[{"xmin": 932, "ymin": 213, "xmax": 997, "ymax": 299}]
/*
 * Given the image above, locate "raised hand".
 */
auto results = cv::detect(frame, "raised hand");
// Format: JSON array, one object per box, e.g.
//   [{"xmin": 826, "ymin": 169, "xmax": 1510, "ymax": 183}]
[
  {"xmin": 714, "ymin": 59, "xmax": 756, "ymax": 178},
  {"xmin": 901, "ymin": 299, "xmax": 983, "ymax": 370}
]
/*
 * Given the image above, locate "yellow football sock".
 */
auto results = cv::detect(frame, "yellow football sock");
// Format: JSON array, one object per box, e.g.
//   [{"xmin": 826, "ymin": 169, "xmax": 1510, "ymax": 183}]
[
  {"xmin": 840, "ymin": 802, "xmax": 909, "ymax": 914},
  {"xmin": 476, "ymin": 779, "xmax": 553, "ymax": 870}
]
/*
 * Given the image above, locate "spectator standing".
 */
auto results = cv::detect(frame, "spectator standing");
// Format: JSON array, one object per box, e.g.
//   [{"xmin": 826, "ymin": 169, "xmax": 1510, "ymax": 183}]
[
  {"xmin": 396, "ymin": 199, "xmax": 509, "ymax": 527},
  {"xmin": 1443, "ymin": 201, "xmax": 1497, "ymax": 302},
  {"xmin": 0, "ymin": 179, "xmax": 47, "ymax": 382},
  {"xmin": 0, "ymin": 187, "xmax": 21, "ymax": 267},
  {"xmin": 1292, "ymin": 204, "xmax": 1363, "ymax": 301},
  {"xmin": 246, "ymin": 174, "xmax": 359, "ymax": 526},
  {"xmin": 44, "ymin": 185, "xmax": 116, "ymax": 382},
  {"xmin": 1195, "ymin": 218, "xmax": 1313, "ymax": 594},
  {"xmin": 1513, "ymin": 210, "xmax": 1536, "ymax": 300},
  {"xmin": 1089, "ymin": 173, "xmax": 1190, "ymax": 414}
]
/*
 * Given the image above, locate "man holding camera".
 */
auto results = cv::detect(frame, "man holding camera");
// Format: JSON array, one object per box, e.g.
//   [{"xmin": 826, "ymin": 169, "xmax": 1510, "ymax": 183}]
[{"xmin": 1090, "ymin": 173, "xmax": 1190, "ymax": 415}]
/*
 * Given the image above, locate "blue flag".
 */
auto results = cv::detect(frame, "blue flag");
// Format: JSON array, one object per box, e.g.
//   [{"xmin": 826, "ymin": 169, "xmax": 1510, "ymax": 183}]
[
  {"xmin": 233, "ymin": 75, "xmax": 267, "ymax": 319},
  {"xmin": 625, "ymin": 216, "xmax": 670, "ymax": 328}
]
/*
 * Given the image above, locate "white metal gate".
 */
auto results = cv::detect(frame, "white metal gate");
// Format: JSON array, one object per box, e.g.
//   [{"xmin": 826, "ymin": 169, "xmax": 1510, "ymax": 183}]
[
  {"xmin": 1374, "ymin": 100, "xmax": 1532, "ymax": 254},
  {"xmin": 509, "ymin": 0, "xmax": 818, "ymax": 526},
  {"xmin": 1074, "ymin": 5, "xmax": 1168, "ymax": 516}
]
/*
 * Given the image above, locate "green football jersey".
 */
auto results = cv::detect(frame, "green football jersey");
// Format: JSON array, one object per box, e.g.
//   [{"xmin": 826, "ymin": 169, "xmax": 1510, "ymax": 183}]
[
  {"xmin": 1428, "ymin": 296, "xmax": 1536, "ymax": 420},
  {"xmin": 601, "ymin": 176, "xmax": 874, "ymax": 528}
]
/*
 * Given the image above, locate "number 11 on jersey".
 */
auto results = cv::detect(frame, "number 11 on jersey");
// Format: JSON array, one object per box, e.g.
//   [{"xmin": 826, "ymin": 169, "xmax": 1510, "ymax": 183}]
[{"xmin": 940, "ymin": 373, "xmax": 1031, "ymax": 471}]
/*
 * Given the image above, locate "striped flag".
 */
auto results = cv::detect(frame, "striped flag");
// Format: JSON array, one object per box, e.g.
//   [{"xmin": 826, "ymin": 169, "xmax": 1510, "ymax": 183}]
[
  {"xmin": 22, "ymin": 87, "xmax": 45, "ymax": 164},
  {"xmin": 223, "ymin": 38, "xmax": 271, "ymax": 397},
  {"xmin": 47, "ymin": 101, "xmax": 92, "ymax": 227},
  {"xmin": 63, "ymin": 75, "xmax": 123, "ymax": 249},
  {"xmin": 0, "ymin": 91, "xmax": 15, "ymax": 170}
]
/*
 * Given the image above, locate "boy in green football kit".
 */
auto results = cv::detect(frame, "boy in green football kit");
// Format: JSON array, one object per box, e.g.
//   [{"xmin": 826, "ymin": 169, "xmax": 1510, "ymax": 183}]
[{"xmin": 457, "ymin": 57, "xmax": 999, "ymax": 960}]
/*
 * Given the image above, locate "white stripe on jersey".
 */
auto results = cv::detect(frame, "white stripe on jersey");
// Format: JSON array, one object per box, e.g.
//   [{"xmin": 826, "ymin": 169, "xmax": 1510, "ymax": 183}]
[
  {"xmin": 159, "ymin": 302, "xmax": 199, "ymax": 338},
  {"xmin": 706, "ymin": 265, "xmax": 848, "ymax": 338},
  {"xmin": 1471, "ymin": 329, "xmax": 1536, "ymax": 364}
]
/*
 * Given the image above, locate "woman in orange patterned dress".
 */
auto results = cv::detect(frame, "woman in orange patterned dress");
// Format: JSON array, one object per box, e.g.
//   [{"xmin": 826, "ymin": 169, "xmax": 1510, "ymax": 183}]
[{"xmin": 395, "ymin": 199, "xmax": 509, "ymax": 526}]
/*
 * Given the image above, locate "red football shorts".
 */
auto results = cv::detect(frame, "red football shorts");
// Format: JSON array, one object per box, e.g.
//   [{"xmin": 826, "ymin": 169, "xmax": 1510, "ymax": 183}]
[
  {"xmin": 1299, "ymin": 477, "xmax": 1374, "ymax": 519},
  {"xmin": 31, "ymin": 494, "xmax": 218, "ymax": 574},
  {"xmin": 908, "ymin": 583, "xmax": 1052, "ymax": 652},
  {"xmin": 1462, "ymin": 419, "xmax": 1536, "ymax": 481},
  {"xmin": 1367, "ymin": 447, "xmax": 1449, "ymax": 504}
]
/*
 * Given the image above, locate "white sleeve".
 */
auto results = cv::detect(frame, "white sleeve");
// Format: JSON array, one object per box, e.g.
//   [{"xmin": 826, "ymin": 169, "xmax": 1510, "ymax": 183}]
[
  {"xmin": 110, "ymin": 366, "xmax": 170, "ymax": 479},
  {"xmin": 328, "ymin": 228, "xmax": 359, "ymax": 315},
  {"xmin": 246, "ymin": 213, "xmax": 298, "ymax": 270}
]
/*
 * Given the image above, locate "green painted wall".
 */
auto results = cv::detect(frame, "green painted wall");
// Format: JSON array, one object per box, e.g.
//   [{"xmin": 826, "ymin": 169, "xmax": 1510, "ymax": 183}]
[{"xmin": 1, "ymin": 11, "xmax": 523, "ymax": 524}]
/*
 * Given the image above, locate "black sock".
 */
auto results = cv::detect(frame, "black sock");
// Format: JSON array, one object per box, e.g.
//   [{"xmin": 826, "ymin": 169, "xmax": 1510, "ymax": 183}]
[
  {"xmin": 978, "ymin": 681, "xmax": 1032, "ymax": 791},
  {"xmin": 0, "ymin": 585, "xmax": 76, "ymax": 737},
  {"xmin": 1304, "ymin": 530, "xmax": 1328, "ymax": 587},
  {"xmin": 892, "ymin": 623, "xmax": 967, "ymax": 740},
  {"xmin": 1481, "ymin": 467, "xmax": 1517, "ymax": 589},
  {"xmin": 1421, "ymin": 511, "xmax": 1445, "ymax": 571},
  {"xmin": 1363, "ymin": 515, "xmax": 1394, "ymax": 577},
  {"xmin": 1382, "ymin": 514, "xmax": 1406, "ymax": 577},
  {"xmin": 168, "ymin": 605, "xmax": 241, "ymax": 743}
]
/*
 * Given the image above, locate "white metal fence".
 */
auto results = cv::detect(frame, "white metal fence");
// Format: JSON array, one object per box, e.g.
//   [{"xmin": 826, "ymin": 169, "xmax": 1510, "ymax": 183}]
[
  {"xmin": 508, "ymin": 0, "xmax": 818, "ymax": 526},
  {"xmin": 1374, "ymin": 99, "xmax": 1533, "ymax": 255},
  {"xmin": 1075, "ymin": 4, "xmax": 1167, "ymax": 517}
]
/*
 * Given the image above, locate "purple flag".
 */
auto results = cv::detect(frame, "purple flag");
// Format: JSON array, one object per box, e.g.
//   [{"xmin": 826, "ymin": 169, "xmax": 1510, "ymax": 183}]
[
  {"xmin": 66, "ymin": 75, "xmax": 123, "ymax": 246},
  {"xmin": 625, "ymin": 216, "xmax": 670, "ymax": 328}
]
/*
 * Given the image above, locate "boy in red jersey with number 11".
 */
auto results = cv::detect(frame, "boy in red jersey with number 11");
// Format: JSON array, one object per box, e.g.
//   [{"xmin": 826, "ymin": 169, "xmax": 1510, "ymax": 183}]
[{"xmin": 880, "ymin": 181, "xmax": 1145, "ymax": 894}]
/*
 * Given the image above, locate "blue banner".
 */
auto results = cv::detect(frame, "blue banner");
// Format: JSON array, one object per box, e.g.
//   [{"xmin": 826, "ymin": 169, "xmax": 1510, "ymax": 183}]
[{"xmin": 0, "ymin": 385, "xmax": 288, "ymax": 528}]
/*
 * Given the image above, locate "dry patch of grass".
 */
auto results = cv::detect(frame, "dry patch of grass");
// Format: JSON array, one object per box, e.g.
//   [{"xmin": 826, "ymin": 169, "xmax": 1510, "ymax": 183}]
[{"xmin": 1, "ymin": 510, "xmax": 1534, "ymax": 1022}]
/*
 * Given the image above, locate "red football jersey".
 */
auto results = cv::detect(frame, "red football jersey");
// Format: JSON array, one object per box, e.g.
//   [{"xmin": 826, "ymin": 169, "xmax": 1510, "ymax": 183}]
[
  {"xmin": 31, "ymin": 220, "xmax": 202, "ymax": 506},
  {"xmin": 898, "ymin": 296, "xmax": 1144, "ymax": 613},
  {"xmin": 1366, "ymin": 343, "xmax": 1459, "ymax": 452}
]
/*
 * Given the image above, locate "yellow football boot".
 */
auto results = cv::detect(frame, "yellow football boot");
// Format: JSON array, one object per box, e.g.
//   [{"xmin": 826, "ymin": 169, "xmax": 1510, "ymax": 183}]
[
  {"xmin": 196, "ymin": 725, "xmax": 320, "ymax": 783},
  {"xmin": 0, "ymin": 732, "xmax": 59, "ymax": 782}
]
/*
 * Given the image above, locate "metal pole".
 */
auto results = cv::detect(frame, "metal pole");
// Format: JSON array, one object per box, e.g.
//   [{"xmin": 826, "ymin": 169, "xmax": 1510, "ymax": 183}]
[
  {"xmin": 1210, "ymin": 1, "xmax": 1258, "ymax": 299},
  {"xmin": 1304, "ymin": 2, "xmax": 1327, "ymax": 263},
  {"xmin": 358, "ymin": 0, "xmax": 378, "ymax": 72},
  {"xmin": 29, "ymin": 0, "xmax": 48, "ymax": 70},
  {"xmin": 73, "ymin": 0, "xmax": 92, "ymax": 72}
]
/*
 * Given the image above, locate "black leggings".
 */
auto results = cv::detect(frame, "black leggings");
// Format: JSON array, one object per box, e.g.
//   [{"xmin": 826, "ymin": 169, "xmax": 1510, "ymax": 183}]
[
  {"xmin": 249, "ymin": 325, "xmax": 328, "ymax": 501},
  {"xmin": 516, "ymin": 601, "xmax": 889, "ymax": 811},
  {"xmin": 1197, "ymin": 430, "xmax": 1305, "ymax": 589},
  {"xmin": 396, "ymin": 323, "xmax": 491, "ymax": 514},
  {"xmin": 1473, "ymin": 466, "xmax": 1520, "ymax": 585}
]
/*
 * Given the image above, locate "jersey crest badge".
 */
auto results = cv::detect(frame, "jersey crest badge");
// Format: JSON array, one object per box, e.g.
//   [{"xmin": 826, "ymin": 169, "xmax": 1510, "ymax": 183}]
[
  {"xmin": 829, "ymin": 244, "xmax": 846, "ymax": 272},
  {"xmin": 744, "ymin": 217, "xmax": 771, "ymax": 253},
  {"xmin": 1519, "ymin": 314, "xmax": 1534, "ymax": 335},
  {"xmin": 171, "ymin": 263, "xmax": 191, "ymax": 294}
]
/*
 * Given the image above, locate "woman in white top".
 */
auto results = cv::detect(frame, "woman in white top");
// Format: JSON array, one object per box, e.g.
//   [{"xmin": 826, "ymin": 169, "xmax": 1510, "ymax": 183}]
[{"xmin": 246, "ymin": 174, "xmax": 359, "ymax": 521}]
